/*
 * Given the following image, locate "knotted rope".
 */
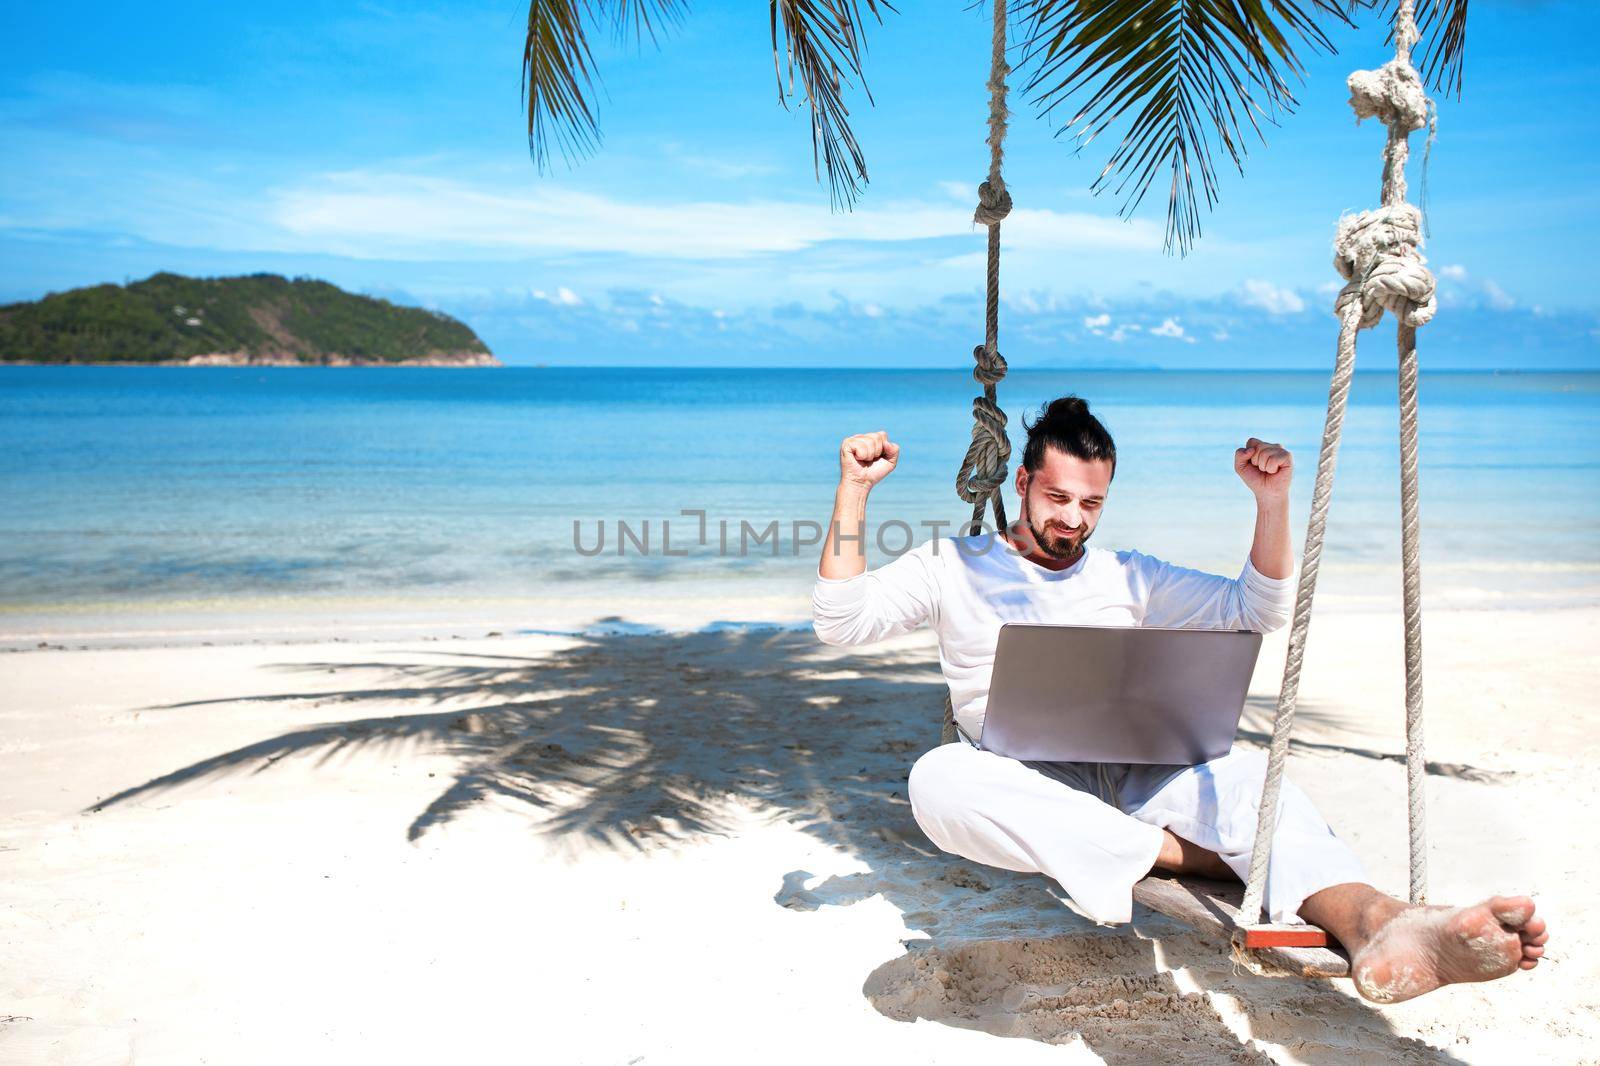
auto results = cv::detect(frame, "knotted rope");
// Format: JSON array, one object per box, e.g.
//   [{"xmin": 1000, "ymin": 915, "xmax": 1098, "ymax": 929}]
[
  {"xmin": 1236, "ymin": 0, "xmax": 1437, "ymax": 929},
  {"xmin": 956, "ymin": 0, "xmax": 1013, "ymax": 540},
  {"xmin": 945, "ymin": 0, "xmax": 1014, "ymax": 746}
]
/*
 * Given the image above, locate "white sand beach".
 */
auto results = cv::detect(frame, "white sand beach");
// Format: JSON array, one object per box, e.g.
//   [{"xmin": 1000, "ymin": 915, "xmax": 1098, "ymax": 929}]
[{"xmin": 2, "ymin": 603, "xmax": 1596, "ymax": 1064}]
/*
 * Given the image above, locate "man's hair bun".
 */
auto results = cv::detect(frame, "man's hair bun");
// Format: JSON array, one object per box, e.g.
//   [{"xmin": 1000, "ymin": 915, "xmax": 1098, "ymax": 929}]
[{"xmin": 1021, "ymin": 394, "xmax": 1117, "ymax": 477}]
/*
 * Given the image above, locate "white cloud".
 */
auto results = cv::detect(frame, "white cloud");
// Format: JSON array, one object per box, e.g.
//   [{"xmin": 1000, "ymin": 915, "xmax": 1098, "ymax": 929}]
[
  {"xmin": 1440, "ymin": 264, "xmax": 1468, "ymax": 281},
  {"xmin": 1005, "ymin": 207, "xmax": 1163, "ymax": 253},
  {"xmin": 1150, "ymin": 317, "xmax": 1186, "ymax": 339},
  {"xmin": 263, "ymin": 170, "xmax": 1165, "ymax": 263},
  {"xmin": 660, "ymin": 143, "xmax": 781, "ymax": 181},
  {"xmin": 1083, "ymin": 312, "xmax": 1111, "ymax": 329},
  {"xmin": 1483, "ymin": 279, "xmax": 1516, "ymax": 311},
  {"xmin": 437, "ymin": 283, "xmax": 1598, "ymax": 367},
  {"xmin": 1237, "ymin": 279, "xmax": 1307, "ymax": 315},
  {"xmin": 271, "ymin": 172, "xmax": 958, "ymax": 260},
  {"xmin": 531, "ymin": 287, "xmax": 582, "ymax": 306},
  {"xmin": 1006, "ymin": 292, "xmax": 1065, "ymax": 315},
  {"xmin": 927, "ymin": 251, "xmax": 988, "ymax": 272}
]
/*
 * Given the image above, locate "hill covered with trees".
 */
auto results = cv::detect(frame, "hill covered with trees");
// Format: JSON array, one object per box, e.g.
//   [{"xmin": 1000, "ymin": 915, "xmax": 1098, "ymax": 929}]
[{"xmin": 0, "ymin": 273, "xmax": 499, "ymax": 365}]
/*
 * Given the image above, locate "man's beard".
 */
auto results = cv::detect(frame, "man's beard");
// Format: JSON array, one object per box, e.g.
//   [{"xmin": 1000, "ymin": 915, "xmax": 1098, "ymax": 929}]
[{"xmin": 1022, "ymin": 495, "xmax": 1091, "ymax": 561}]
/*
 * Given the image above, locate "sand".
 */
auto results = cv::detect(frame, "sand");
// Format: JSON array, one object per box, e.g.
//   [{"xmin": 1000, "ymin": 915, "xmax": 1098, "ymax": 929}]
[{"xmin": 2, "ymin": 606, "xmax": 1597, "ymax": 1064}]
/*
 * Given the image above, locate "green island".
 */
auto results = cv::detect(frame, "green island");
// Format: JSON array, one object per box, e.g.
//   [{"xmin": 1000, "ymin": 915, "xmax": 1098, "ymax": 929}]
[{"xmin": 0, "ymin": 272, "xmax": 499, "ymax": 366}]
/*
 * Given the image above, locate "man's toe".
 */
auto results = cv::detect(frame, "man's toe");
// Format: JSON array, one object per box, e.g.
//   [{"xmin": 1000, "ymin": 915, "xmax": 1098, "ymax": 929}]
[{"xmin": 1489, "ymin": 895, "xmax": 1535, "ymax": 928}]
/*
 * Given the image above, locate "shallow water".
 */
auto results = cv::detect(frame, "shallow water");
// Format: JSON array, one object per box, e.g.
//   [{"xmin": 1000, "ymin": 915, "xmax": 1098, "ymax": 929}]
[{"xmin": 1, "ymin": 366, "xmax": 1595, "ymax": 637}]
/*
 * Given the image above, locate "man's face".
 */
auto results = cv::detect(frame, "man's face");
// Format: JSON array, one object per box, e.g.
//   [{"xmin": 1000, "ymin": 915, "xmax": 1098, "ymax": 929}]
[{"xmin": 1014, "ymin": 447, "xmax": 1114, "ymax": 561}]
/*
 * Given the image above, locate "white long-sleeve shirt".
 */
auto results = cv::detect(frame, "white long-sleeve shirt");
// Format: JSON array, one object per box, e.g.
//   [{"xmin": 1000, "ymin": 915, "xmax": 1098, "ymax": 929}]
[{"xmin": 812, "ymin": 532, "xmax": 1296, "ymax": 741}]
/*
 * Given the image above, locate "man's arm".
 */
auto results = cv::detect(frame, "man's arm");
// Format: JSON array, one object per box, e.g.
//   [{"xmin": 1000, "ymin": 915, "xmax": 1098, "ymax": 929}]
[
  {"xmin": 820, "ymin": 480, "xmax": 872, "ymax": 580},
  {"xmin": 820, "ymin": 430, "xmax": 896, "ymax": 580},
  {"xmin": 1238, "ymin": 436, "xmax": 1293, "ymax": 580},
  {"xmin": 812, "ymin": 431, "xmax": 939, "ymax": 646},
  {"xmin": 1142, "ymin": 436, "xmax": 1297, "ymax": 632}
]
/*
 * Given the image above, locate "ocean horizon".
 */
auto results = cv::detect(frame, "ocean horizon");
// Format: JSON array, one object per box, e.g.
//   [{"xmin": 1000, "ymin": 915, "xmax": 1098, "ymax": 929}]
[{"xmin": 3, "ymin": 365, "xmax": 1596, "ymax": 645}]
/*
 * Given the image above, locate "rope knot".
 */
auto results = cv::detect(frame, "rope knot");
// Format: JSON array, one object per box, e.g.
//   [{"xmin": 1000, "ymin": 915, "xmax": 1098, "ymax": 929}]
[
  {"xmin": 955, "ymin": 393, "xmax": 1011, "ymax": 505},
  {"xmin": 1332, "ymin": 203, "xmax": 1437, "ymax": 329},
  {"xmin": 971, "ymin": 341, "xmax": 1007, "ymax": 386},
  {"xmin": 974, "ymin": 179, "xmax": 1012, "ymax": 227},
  {"xmin": 1348, "ymin": 59, "xmax": 1429, "ymax": 134}
]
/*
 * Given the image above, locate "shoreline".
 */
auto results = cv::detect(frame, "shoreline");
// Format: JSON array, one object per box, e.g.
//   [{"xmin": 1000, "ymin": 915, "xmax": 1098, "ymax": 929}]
[
  {"xmin": 0, "ymin": 353, "xmax": 501, "ymax": 367},
  {"xmin": 4, "ymin": 594, "xmax": 1597, "ymax": 653},
  {"xmin": 3, "ymin": 362, "xmax": 1594, "ymax": 373}
]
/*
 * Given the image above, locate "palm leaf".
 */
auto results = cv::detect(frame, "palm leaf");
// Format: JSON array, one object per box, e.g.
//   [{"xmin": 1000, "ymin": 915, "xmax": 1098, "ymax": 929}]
[
  {"xmin": 1375, "ymin": 0, "xmax": 1469, "ymax": 97},
  {"xmin": 770, "ymin": 1, "xmax": 896, "ymax": 209},
  {"xmin": 609, "ymin": 0, "xmax": 689, "ymax": 47},
  {"xmin": 1016, "ymin": 0, "xmax": 1356, "ymax": 254},
  {"xmin": 522, "ymin": 0, "xmax": 688, "ymax": 172},
  {"xmin": 518, "ymin": 1, "xmax": 1464, "ymax": 236}
]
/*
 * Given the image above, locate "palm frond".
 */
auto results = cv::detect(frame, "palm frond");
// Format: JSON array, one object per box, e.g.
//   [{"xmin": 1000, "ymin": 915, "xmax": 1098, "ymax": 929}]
[
  {"xmin": 609, "ymin": 0, "xmax": 689, "ymax": 49},
  {"xmin": 1016, "ymin": 0, "xmax": 1355, "ymax": 254},
  {"xmin": 523, "ymin": 0, "xmax": 602, "ymax": 172},
  {"xmin": 1375, "ymin": 0, "xmax": 1469, "ymax": 98},
  {"xmin": 522, "ymin": 0, "xmax": 688, "ymax": 173},
  {"xmin": 769, "ymin": 0, "xmax": 895, "ymax": 210}
]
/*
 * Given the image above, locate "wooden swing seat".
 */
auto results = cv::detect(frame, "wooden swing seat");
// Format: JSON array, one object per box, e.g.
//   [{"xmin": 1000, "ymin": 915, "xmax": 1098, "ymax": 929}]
[{"xmin": 1132, "ymin": 872, "xmax": 1350, "ymax": 979}]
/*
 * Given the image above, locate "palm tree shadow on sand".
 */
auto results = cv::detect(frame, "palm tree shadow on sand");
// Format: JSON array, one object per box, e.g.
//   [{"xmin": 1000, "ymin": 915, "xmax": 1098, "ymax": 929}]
[{"xmin": 90, "ymin": 621, "xmax": 1475, "ymax": 1063}]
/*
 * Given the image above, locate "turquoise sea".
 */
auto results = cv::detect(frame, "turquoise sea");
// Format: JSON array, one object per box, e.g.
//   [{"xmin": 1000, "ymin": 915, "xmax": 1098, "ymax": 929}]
[{"xmin": 1, "ymin": 366, "xmax": 1596, "ymax": 643}]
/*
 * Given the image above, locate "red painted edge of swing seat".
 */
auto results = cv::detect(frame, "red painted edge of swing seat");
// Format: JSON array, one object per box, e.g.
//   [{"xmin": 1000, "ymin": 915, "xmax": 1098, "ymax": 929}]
[{"xmin": 1240, "ymin": 924, "xmax": 1331, "ymax": 949}]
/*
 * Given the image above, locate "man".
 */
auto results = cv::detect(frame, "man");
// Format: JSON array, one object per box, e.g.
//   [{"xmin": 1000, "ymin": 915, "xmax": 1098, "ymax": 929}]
[{"xmin": 811, "ymin": 395, "xmax": 1548, "ymax": 1005}]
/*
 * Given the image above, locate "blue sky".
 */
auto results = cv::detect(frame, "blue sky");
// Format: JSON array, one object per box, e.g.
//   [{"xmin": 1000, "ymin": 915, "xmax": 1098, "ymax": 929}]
[{"xmin": 3, "ymin": 0, "xmax": 1596, "ymax": 367}]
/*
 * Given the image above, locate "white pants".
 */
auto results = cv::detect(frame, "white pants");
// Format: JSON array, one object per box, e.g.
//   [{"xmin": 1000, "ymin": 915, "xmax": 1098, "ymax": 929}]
[{"xmin": 907, "ymin": 740, "xmax": 1368, "ymax": 925}]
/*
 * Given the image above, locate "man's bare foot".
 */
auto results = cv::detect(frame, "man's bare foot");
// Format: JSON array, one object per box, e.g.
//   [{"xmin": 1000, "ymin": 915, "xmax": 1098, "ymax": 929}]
[{"xmin": 1349, "ymin": 895, "xmax": 1549, "ymax": 1004}]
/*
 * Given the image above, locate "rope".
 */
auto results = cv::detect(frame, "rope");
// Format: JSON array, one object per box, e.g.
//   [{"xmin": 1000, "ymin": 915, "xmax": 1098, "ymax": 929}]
[
  {"xmin": 945, "ymin": 0, "xmax": 1014, "ymax": 746},
  {"xmin": 1235, "ymin": 298, "xmax": 1364, "ymax": 924},
  {"xmin": 1237, "ymin": 0, "xmax": 1437, "ymax": 926},
  {"xmin": 955, "ymin": 0, "xmax": 1013, "ymax": 541},
  {"xmin": 1398, "ymin": 322, "xmax": 1428, "ymax": 903},
  {"xmin": 1380, "ymin": 10, "xmax": 1433, "ymax": 905}
]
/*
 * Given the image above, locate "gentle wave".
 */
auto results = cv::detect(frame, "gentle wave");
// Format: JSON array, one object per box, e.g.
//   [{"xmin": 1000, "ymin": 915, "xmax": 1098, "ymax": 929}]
[{"xmin": 2, "ymin": 366, "xmax": 1596, "ymax": 627}]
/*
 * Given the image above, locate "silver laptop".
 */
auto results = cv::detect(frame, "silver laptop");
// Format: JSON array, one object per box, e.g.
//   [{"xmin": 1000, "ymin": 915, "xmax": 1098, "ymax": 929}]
[{"xmin": 978, "ymin": 623, "xmax": 1263, "ymax": 764}]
